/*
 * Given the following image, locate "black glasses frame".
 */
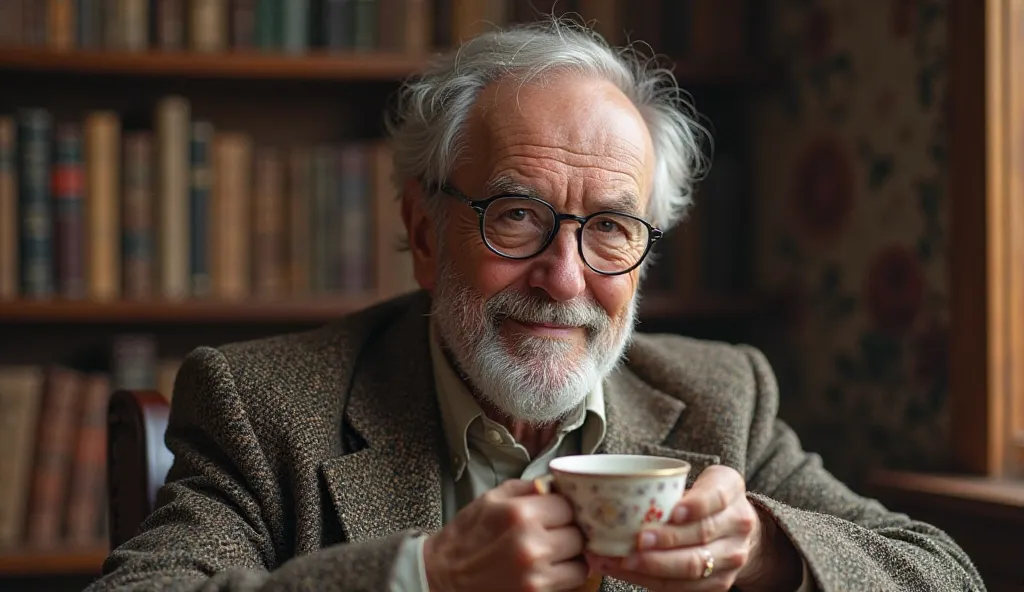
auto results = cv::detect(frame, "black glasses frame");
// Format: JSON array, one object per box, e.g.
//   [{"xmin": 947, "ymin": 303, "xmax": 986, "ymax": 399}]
[{"xmin": 437, "ymin": 182, "xmax": 663, "ymax": 276}]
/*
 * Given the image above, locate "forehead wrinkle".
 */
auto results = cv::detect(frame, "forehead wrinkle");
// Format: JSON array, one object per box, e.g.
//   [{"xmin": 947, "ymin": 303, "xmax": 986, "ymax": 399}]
[
  {"xmin": 490, "ymin": 142, "xmax": 645, "ymax": 184},
  {"xmin": 484, "ymin": 174, "xmax": 642, "ymax": 216}
]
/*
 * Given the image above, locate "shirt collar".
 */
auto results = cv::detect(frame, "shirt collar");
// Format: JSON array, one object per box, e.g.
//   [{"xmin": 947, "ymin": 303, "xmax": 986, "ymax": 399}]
[{"xmin": 428, "ymin": 322, "xmax": 607, "ymax": 480}]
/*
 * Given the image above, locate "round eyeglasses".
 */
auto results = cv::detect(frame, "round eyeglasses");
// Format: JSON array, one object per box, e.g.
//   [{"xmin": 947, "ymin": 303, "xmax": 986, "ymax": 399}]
[{"xmin": 438, "ymin": 183, "xmax": 663, "ymax": 276}]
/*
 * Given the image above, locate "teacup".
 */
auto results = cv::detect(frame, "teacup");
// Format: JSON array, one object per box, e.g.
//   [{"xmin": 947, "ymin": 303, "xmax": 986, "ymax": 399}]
[{"xmin": 546, "ymin": 454, "xmax": 691, "ymax": 557}]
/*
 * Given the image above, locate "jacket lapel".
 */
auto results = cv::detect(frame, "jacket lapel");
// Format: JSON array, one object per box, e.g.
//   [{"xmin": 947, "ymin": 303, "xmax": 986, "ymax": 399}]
[
  {"xmin": 601, "ymin": 366, "xmax": 721, "ymax": 486},
  {"xmin": 320, "ymin": 294, "xmax": 446, "ymax": 543}
]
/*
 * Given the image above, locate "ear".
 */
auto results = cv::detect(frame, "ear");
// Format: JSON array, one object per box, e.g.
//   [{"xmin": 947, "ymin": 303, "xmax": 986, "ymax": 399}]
[{"xmin": 401, "ymin": 179, "xmax": 440, "ymax": 291}]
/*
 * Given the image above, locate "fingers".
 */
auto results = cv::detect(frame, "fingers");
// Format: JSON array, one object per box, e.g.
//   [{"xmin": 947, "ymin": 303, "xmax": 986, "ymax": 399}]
[
  {"xmin": 539, "ymin": 559, "xmax": 589, "ymax": 592},
  {"xmin": 595, "ymin": 537, "xmax": 746, "ymax": 581},
  {"xmin": 544, "ymin": 526, "xmax": 586, "ymax": 563},
  {"xmin": 479, "ymin": 481, "xmax": 576, "ymax": 530},
  {"xmin": 674, "ymin": 465, "xmax": 745, "ymax": 523},
  {"xmin": 637, "ymin": 495, "xmax": 758, "ymax": 550}
]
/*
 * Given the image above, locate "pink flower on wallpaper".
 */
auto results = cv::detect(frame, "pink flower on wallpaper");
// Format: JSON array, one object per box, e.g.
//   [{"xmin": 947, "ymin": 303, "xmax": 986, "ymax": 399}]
[
  {"xmin": 803, "ymin": 6, "xmax": 834, "ymax": 58},
  {"xmin": 912, "ymin": 317, "xmax": 949, "ymax": 386},
  {"xmin": 865, "ymin": 244, "xmax": 925, "ymax": 333},
  {"xmin": 791, "ymin": 134, "xmax": 856, "ymax": 245},
  {"xmin": 892, "ymin": 0, "xmax": 918, "ymax": 38}
]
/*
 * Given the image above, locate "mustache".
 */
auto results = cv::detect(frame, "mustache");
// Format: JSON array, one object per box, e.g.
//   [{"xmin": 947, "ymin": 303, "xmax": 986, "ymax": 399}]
[{"xmin": 484, "ymin": 289, "xmax": 611, "ymax": 332}]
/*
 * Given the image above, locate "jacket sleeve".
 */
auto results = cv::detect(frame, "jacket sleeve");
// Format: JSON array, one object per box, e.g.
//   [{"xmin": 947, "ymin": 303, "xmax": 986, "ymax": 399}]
[
  {"xmin": 86, "ymin": 347, "xmax": 415, "ymax": 592},
  {"xmin": 737, "ymin": 345, "xmax": 986, "ymax": 592}
]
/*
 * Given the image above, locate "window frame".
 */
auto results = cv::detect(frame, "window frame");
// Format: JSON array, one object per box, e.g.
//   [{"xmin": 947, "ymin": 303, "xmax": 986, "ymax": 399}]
[{"xmin": 948, "ymin": 0, "xmax": 1024, "ymax": 478}]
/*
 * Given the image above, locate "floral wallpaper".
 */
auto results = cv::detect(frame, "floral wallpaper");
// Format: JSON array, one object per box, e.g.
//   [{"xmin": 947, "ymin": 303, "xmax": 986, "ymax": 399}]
[{"xmin": 751, "ymin": 0, "xmax": 951, "ymax": 485}]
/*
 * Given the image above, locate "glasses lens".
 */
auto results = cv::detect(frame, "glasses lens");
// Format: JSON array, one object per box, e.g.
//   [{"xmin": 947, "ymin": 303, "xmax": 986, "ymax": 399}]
[
  {"xmin": 482, "ymin": 197, "xmax": 555, "ymax": 258},
  {"xmin": 582, "ymin": 213, "xmax": 650, "ymax": 273}
]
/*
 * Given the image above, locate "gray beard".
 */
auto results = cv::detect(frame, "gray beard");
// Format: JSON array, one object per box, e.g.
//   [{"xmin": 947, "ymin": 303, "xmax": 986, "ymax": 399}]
[{"xmin": 431, "ymin": 258, "xmax": 638, "ymax": 425}]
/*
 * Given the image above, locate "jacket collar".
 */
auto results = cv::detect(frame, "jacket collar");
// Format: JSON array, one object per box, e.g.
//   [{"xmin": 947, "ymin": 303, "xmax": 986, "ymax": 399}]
[{"xmin": 320, "ymin": 292, "xmax": 719, "ymax": 546}]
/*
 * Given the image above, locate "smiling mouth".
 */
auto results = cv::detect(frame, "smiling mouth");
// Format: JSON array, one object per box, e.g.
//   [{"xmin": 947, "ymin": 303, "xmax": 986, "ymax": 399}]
[{"xmin": 505, "ymin": 318, "xmax": 582, "ymax": 337}]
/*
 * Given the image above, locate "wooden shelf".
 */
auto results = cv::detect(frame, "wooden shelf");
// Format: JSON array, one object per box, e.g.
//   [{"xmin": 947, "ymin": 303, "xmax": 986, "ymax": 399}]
[
  {"xmin": 0, "ymin": 295, "xmax": 384, "ymax": 324},
  {"xmin": 0, "ymin": 47, "xmax": 776, "ymax": 86},
  {"xmin": 0, "ymin": 293, "xmax": 779, "ymax": 325},
  {"xmin": 867, "ymin": 470, "xmax": 1024, "ymax": 515},
  {"xmin": 0, "ymin": 47, "xmax": 429, "ymax": 81},
  {"xmin": 0, "ymin": 546, "xmax": 106, "ymax": 576}
]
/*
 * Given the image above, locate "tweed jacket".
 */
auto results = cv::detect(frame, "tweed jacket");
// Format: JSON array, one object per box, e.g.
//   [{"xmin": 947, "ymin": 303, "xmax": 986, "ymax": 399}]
[{"xmin": 86, "ymin": 291, "xmax": 984, "ymax": 592}]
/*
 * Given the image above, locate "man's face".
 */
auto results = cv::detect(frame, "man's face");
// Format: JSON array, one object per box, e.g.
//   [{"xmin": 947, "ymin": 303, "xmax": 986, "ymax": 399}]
[{"xmin": 409, "ymin": 73, "xmax": 656, "ymax": 424}]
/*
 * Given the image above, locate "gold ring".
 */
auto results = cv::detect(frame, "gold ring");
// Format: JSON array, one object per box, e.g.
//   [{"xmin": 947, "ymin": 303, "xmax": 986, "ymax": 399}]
[{"xmin": 700, "ymin": 548, "xmax": 715, "ymax": 578}]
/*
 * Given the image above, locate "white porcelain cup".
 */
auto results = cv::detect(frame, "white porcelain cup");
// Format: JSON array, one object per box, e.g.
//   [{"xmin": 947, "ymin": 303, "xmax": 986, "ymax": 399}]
[{"xmin": 545, "ymin": 454, "xmax": 691, "ymax": 557}]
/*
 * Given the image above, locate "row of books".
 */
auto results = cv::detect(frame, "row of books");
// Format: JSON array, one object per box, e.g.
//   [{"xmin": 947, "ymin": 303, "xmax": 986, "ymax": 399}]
[
  {"xmin": 0, "ymin": 365, "xmax": 114, "ymax": 550},
  {"xmin": 0, "ymin": 99, "xmax": 418, "ymax": 303},
  {"xmin": 0, "ymin": 0, "xmax": 751, "ymax": 62},
  {"xmin": 0, "ymin": 332, "xmax": 180, "ymax": 550},
  {"xmin": 0, "ymin": 0, "xmax": 432, "ymax": 55}
]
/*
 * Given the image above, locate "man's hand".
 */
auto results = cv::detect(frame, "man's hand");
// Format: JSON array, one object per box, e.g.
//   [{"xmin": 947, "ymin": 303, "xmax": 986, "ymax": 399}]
[
  {"xmin": 423, "ymin": 479, "xmax": 589, "ymax": 592},
  {"xmin": 589, "ymin": 465, "xmax": 802, "ymax": 591}
]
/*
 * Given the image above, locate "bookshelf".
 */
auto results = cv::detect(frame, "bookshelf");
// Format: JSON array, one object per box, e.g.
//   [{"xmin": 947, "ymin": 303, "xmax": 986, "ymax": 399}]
[
  {"xmin": 0, "ymin": 47, "xmax": 428, "ymax": 80},
  {"xmin": 0, "ymin": 547, "xmax": 108, "ymax": 577},
  {"xmin": 0, "ymin": 46, "xmax": 775, "ymax": 85},
  {"xmin": 0, "ymin": 0, "xmax": 779, "ymax": 588}
]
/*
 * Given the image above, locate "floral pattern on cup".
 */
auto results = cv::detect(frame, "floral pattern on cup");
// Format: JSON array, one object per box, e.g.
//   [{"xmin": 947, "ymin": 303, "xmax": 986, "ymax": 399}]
[{"xmin": 549, "ymin": 454, "xmax": 691, "ymax": 557}]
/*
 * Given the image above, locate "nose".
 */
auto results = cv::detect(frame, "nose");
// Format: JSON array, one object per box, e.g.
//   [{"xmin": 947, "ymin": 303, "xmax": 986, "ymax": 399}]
[{"xmin": 526, "ymin": 223, "xmax": 587, "ymax": 302}]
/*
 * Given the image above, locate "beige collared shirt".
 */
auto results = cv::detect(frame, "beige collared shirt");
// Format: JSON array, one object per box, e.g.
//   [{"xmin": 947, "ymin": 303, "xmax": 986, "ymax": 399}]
[
  {"xmin": 430, "ymin": 323, "xmax": 608, "ymax": 519},
  {"xmin": 388, "ymin": 324, "xmax": 814, "ymax": 591}
]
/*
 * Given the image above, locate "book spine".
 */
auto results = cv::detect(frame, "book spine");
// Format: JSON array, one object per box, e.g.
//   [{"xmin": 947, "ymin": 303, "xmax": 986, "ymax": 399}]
[
  {"xmin": 104, "ymin": 0, "xmax": 124, "ymax": 49},
  {"xmin": 26, "ymin": 366, "xmax": 81, "ymax": 547},
  {"xmin": 189, "ymin": 121, "xmax": 213, "ymax": 297},
  {"xmin": 0, "ymin": 117, "xmax": 16, "ymax": 301},
  {"xmin": 252, "ymin": 147, "xmax": 284, "ymax": 298},
  {"xmin": 211, "ymin": 133, "xmax": 251, "ymax": 300},
  {"xmin": 17, "ymin": 109, "xmax": 54, "ymax": 299},
  {"xmin": 189, "ymin": 0, "xmax": 227, "ymax": 52},
  {"xmin": 0, "ymin": 0, "xmax": 26, "ymax": 46},
  {"xmin": 156, "ymin": 96, "xmax": 191, "ymax": 300},
  {"xmin": 23, "ymin": 1, "xmax": 48, "ymax": 46},
  {"xmin": 85, "ymin": 111, "xmax": 122, "ymax": 302},
  {"xmin": 122, "ymin": 132, "xmax": 154, "ymax": 299},
  {"xmin": 309, "ymin": 146, "xmax": 332, "ymax": 293},
  {"xmin": 288, "ymin": 148, "xmax": 310, "ymax": 296},
  {"xmin": 0, "ymin": 367, "xmax": 44, "ymax": 547},
  {"xmin": 254, "ymin": 0, "xmax": 279, "ymax": 50},
  {"xmin": 122, "ymin": 0, "xmax": 149, "ymax": 50},
  {"xmin": 403, "ymin": 0, "xmax": 431, "ymax": 54},
  {"xmin": 155, "ymin": 0, "xmax": 184, "ymax": 49},
  {"xmin": 65, "ymin": 373, "xmax": 111, "ymax": 545},
  {"xmin": 281, "ymin": 0, "xmax": 308, "ymax": 54},
  {"xmin": 52, "ymin": 123, "xmax": 86, "ymax": 300},
  {"xmin": 48, "ymin": 0, "xmax": 77, "ymax": 50},
  {"xmin": 230, "ymin": 0, "xmax": 256, "ymax": 49},
  {"xmin": 352, "ymin": 0, "xmax": 375, "ymax": 51},
  {"xmin": 77, "ymin": 0, "xmax": 103, "ymax": 48},
  {"xmin": 339, "ymin": 144, "xmax": 370, "ymax": 292},
  {"xmin": 325, "ymin": 0, "xmax": 351, "ymax": 51}
]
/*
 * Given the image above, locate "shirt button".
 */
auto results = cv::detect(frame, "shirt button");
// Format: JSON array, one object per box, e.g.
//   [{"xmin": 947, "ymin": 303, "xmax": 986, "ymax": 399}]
[
  {"xmin": 452, "ymin": 453, "xmax": 462, "ymax": 466},
  {"xmin": 485, "ymin": 429, "xmax": 503, "ymax": 445}
]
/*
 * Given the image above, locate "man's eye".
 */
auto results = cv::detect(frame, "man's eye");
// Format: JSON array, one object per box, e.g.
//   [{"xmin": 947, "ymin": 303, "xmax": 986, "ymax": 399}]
[{"xmin": 504, "ymin": 209, "xmax": 527, "ymax": 221}]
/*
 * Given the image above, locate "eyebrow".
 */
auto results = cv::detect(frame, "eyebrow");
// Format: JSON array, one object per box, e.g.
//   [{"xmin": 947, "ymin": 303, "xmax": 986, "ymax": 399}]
[{"xmin": 484, "ymin": 175, "xmax": 644, "ymax": 216}]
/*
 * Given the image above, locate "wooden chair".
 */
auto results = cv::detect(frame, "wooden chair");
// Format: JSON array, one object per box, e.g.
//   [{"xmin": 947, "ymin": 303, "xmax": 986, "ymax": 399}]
[{"xmin": 107, "ymin": 389, "xmax": 173, "ymax": 549}]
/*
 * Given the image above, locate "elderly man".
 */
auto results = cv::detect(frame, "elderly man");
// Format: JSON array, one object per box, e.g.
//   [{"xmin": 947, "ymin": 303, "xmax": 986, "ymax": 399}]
[{"xmin": 88, "ymin": 20, "xmax": 983, "ymax": 592}]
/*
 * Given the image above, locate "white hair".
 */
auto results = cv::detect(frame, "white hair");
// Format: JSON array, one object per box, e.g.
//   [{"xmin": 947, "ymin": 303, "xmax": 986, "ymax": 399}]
[{"xmin": 384, "ymin": 17, "xmax": 710, "ymax": 230}]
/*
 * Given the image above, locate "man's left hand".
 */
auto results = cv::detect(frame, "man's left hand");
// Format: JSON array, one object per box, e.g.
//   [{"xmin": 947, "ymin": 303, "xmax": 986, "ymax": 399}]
[{"xmin": 588, "ymin": 465, "xmax": 768, "ymax": 591}]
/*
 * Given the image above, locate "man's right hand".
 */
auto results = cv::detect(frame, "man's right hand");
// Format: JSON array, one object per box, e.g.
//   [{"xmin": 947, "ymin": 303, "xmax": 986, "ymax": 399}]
[{"xmin": 422, "ymin": 479, "xmax": 588, "ymax": 592}]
